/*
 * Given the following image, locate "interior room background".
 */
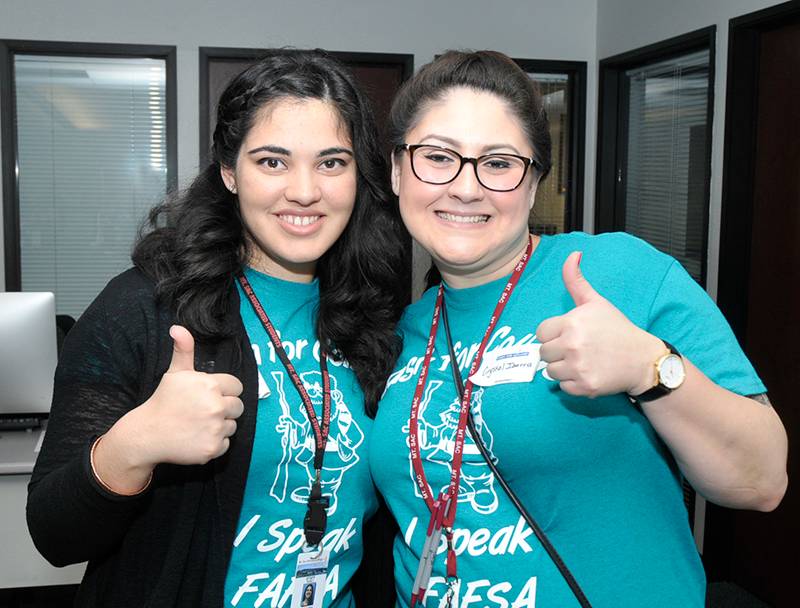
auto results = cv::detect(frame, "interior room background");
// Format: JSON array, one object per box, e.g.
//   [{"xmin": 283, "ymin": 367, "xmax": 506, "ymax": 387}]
[{"xmin": 1, "ymin": 1, "xmax": 796, "ymax": 607}]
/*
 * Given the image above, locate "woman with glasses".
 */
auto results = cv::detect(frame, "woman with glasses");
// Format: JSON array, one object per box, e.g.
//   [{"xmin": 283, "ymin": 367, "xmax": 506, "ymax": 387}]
[
  {"xmin": 369, "ymin": 50, "xmax": 787, "ymax": 608},
  {"xmin": 27, "ymin": 49, "xmax": 407, "ymax": 607}
]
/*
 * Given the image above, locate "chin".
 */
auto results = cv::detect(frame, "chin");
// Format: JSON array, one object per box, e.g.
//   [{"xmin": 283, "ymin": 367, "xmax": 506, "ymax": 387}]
[{"xmin": 432, "ymin": 247, "xmax": 485, "ymax": 270}]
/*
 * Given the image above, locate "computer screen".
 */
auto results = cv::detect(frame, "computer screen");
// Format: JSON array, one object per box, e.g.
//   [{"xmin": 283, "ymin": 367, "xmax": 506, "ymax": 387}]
[{"xmin": 0, "ymin": 292, "xmax": 57, "ymax": 416}]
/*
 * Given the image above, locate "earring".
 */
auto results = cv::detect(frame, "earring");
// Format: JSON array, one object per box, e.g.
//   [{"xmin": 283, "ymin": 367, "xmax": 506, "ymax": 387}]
[{"xmin": 229, "ymin": 183, "xmax": 237, "ymax": 194}]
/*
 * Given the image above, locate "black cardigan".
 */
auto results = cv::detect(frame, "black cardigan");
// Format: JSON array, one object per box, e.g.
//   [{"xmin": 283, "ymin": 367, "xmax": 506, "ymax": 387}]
[{"xmin": 27, "ymin": 268, "xmax": 260, "ymax": 607}]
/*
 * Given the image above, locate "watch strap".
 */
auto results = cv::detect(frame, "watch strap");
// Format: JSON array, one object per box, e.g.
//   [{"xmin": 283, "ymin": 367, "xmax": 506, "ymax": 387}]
[{"xmin": 630, "ymin": 340, "xmax": 681, "ymax": 403}]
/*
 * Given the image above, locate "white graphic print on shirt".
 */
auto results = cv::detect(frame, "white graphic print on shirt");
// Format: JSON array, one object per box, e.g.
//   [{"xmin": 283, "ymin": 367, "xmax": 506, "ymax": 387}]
[
  {"xmin": 267, "ymin": 370, "xmax": 364, "ymax": 517},
  {"xmin": 402, "ymin": 382, "xmax": 500, "ymax": 514},
  {"xmin": 385, "ymin": 325, "xmax": 553, "ymax": 607}
]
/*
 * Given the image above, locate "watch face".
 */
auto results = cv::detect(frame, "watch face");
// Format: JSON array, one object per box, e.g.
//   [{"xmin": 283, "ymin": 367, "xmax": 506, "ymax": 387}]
[{"xmin": 660, "ymin": 354, "xmax": 686, "ymax": 389}]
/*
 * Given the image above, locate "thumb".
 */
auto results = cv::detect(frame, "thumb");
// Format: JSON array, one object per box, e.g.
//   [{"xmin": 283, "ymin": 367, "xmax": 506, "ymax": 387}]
[
  {"xmin": 562, "ymin": 251, "xmax": 600, "ymax": 306},
  {"xmin": 168, "ymin": 325, "xmax": 195, "ymax": 372}
]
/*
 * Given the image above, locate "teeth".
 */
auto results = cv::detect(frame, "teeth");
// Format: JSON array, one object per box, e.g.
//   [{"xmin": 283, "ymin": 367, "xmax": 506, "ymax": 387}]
[
  {"xmin": 437, "ymin": 211, "xmax": 489, "ymax": 224},
  {"xmin": 280, "ymin": 215, "xmax": 320, "ymax": 226}
]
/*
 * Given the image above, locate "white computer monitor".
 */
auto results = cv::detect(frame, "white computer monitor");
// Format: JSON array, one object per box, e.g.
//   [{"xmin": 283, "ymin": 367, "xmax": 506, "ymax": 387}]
[{"xmin": 0, "ymin": 292, "xmax": 57, "ymax": 416}]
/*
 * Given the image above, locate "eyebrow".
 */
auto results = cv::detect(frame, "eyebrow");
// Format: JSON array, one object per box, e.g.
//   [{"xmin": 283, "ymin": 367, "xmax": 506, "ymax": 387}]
[
  {"xmin": 247, "ymin": 145, "xmax": 290, "ymax": 156},
  {"xmin": 318, "ymin": 147, "xmax": 353, "ymax": 158},
  {"xmin": 418, "ymin": 134, "xmax": 526, "ymax": 156},
  {"xmin": 246, "ymin": 145, "xmax": 353, "ymax": 157}
]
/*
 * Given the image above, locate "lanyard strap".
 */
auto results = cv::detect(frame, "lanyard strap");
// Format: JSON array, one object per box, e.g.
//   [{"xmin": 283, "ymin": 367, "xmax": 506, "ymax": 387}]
[
  {"xmin": 237, "ymin": 272, "xmax": 331, "ymax": 545},
  {"xmin": 442, "ymin": 299, "xmax": 594, "ymax": 608},
  {"xmin": 407, "ymin": 237, "xmax": 533, "ymax": 606},
  {"xmin": 408, "ymin": 236, "xmax": 532, "ymax": 520}
]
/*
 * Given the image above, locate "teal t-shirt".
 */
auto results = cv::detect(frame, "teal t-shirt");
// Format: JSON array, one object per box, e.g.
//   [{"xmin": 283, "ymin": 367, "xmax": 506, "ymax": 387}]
[
  {"xmin": 224, "ymin": 268, "xmax": 378, "ymax": 607},
  {"xmin": 369, "ymin": 232, "xmax": 765, "ymax": 608}
]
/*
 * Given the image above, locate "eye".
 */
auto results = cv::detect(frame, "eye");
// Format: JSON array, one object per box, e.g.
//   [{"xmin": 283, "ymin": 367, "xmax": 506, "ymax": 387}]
[
  {"xmin": 423, "ymin": 152, "xmax": 455, "ymax": 164},
  {"xmin": 320, "ymin": 158, "xmax": 344, "ymax": 169},
  {"xmin": 318, "ymin": 157, "xmax": 350, "ymax": 174},
  {"xmin": 482, "ymin": 156, "xmax": 513, "ymax": 170},
  {"xmin": 258, "ymin": 157, "xmax": 287, "ymax": 171}
]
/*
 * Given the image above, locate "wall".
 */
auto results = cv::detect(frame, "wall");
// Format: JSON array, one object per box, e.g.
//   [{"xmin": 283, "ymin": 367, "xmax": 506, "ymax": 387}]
[
  {"xmin": 596, "ymin": 0, "xmax": 786, "ymax": 553},
  {"xmin": 0, "ymin": 0, "xmax": 599, "ymax": 291},
  {"xmin": 4, "ymin": 0, "xmax": 789, "ymax": 296},
  {"xmin": 596, "ymin": 0, "xmax": 780, "ymax": 299}
]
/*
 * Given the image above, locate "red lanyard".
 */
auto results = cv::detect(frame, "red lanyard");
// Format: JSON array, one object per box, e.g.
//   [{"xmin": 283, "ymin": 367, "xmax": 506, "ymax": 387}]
[
  {"xmin": 237, "ymin": 272, "xmax": 331, "ymax": 546},
  {"xmin": 408, "ymin": 237, "xmax": 533, "ymax": 606}
]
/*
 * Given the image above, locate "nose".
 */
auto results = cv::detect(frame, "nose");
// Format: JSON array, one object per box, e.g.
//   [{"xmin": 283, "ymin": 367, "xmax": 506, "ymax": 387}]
[
  {"xmin": 284, "ymin": 166, "xmax": 322, "ymax": 206},
  {"xmin": 447, "ymin": 158, "xmax": 484, "ymax": 203}
]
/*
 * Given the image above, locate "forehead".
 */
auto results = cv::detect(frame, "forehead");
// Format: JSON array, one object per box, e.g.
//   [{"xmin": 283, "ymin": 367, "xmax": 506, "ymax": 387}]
[
  {"xmin": 246, "ymin": 97, "xmax": 351, "ymax": 144},
  {"xmin": 408, "ymin": 87, "xmax": 529, "ymax": 151}
]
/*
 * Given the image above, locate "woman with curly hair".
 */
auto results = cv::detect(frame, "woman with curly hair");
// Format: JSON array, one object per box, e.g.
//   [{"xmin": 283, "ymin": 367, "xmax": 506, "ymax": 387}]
[{"xmin": 27, "ymin": 49, "xmax": 408, "ymax": 607}]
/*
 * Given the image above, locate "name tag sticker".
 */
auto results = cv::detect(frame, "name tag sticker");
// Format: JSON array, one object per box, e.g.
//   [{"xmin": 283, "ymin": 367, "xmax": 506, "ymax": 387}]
[
  {"xmin": 291, "ymin": 548, "xmax": 329, "ymax": 608},
  {"xmin": 469, "ymin": 343, "xmax": 541, "ymax": 387}
]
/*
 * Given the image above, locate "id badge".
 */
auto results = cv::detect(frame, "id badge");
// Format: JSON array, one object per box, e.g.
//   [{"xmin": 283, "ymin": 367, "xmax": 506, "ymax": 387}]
[{"xmin": 291, "ymin": 549, "xmax": 329, "ymax": 608}]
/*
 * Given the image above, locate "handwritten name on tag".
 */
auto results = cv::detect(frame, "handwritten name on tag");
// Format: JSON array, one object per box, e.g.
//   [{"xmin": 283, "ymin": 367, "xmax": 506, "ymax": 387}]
[{"xmin": 469, "ymin": 343, "xmax": 541, "ymax": 386}]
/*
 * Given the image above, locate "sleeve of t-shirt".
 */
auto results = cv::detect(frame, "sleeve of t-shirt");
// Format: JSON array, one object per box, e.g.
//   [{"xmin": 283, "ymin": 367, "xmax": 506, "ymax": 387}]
[
  {"xmin": 645, "ymin": 259, "xmax": 766, "ymax": 396},
  {"xmin": 27, "ymin": 271, "xmax": 154, "ymax": 567}
]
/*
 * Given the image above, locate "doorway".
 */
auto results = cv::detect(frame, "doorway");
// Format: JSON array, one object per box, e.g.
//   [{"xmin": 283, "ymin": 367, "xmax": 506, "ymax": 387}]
[{"xmin": 712, "ymin": 2, "xmax": 800, "ymax": 606}]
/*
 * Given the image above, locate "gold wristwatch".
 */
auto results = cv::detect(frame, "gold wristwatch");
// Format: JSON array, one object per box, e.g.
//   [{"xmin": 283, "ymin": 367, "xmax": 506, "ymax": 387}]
[{"xmin": 630, "ymin": 340, "xmax": 686, "ymax": 402}]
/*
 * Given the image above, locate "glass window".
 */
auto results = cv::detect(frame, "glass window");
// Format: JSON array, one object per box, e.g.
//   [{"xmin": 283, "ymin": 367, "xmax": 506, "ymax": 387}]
[
  {"xmin": 529, "ymin": 72, "xmax": 572, "ymax": 235},
  {"xmin": 13, "ymin": 54, "xmax": 168, "ymax": 317},
  {"xmin": 515, "ymin": 59, "xmax": 586, "ymax": 235},
  {"xmin": 623, "ymin": 50, "xmax": 710, "ymax": 281}
]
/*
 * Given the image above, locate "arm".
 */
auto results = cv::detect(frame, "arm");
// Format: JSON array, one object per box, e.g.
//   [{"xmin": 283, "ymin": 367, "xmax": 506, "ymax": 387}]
[
  {"xmin": 27, "ymin": 276, "xmax": 154, "ymax": 566},
  {"xmin": 537, "ymin": 252, "xmax": 788, "ymax": 512},
  {"xmin": 27, "ymin": 276, "xmax": 245, "ymax": 566},
  {"xmin": 633, "ymin": 338, "xmax": 786, "ymax": 511}
]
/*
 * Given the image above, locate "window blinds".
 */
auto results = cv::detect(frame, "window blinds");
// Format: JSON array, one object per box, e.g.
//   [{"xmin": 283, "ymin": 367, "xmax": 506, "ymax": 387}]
[
  {"xmin": 624, "ymin": 50, "xmax": 709, "ymax": 282},
  {"xmin": 529, "ymin": 72, "xmax": 570, "ymax": 235},
  {"xmin": 15, "ymin": 54, "xmax": 167, "ymax": 318}
]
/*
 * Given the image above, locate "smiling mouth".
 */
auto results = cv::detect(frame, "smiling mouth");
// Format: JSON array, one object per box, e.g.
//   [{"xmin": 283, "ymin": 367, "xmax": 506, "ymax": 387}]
[
  {"xmin": 278, "ymin": 214, "xmax": 321, "ymax": 227},
  {"xmin": 436, "ymin": 211, "xmax": 490, "ymax": 224}
]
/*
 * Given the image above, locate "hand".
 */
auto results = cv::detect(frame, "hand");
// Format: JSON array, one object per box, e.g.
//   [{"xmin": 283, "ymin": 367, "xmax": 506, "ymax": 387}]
[
  {"xmin": 536, "ymin": 252, "xmax": 666, "ymax": 398},
  {"xmin": 129, "ymin": 325, "xmax": 245, "ymax": 466}
]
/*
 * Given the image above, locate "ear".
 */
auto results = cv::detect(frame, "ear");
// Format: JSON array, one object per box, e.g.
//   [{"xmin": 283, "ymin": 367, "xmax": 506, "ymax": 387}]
[
  {"xmin": 220, "ymin": 164, "xmax": 237, "ymax": 194},
  {"xmin": 527, "ymin": 180, "xmax": 539, "ymax": 211},
  {"xmin": 390, "ymin": 152, "xmax": 402, "ymax": 196}
]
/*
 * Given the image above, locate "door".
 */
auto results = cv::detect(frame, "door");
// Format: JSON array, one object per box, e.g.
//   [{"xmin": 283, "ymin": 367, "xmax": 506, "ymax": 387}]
[{"xmin": 712, "ymin": 6, "xmax": 800, "ymax": 606}]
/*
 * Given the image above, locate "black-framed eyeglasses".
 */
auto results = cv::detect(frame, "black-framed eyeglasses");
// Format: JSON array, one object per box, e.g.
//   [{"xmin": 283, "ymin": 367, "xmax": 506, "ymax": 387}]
[{"xmin": 395, "ymin": 144, "xmax": 542, "ymax": 192}]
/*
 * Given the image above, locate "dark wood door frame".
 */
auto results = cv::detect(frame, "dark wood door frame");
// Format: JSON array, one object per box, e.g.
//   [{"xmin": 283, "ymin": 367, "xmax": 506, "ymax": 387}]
[
  {"xmin": 717, "ymin": 0, "xmax": 800, "ymax": 340},
  {"xmin": 708, "ymin": 0, "xmax": 800, "ymax": 586},
  {"xmin": 198, "ymin": 47, "xmax": 414, "ymax": 166},
  {"xmin": 514, "ymin": 59, "xmax": 587, "ymax": 233}
]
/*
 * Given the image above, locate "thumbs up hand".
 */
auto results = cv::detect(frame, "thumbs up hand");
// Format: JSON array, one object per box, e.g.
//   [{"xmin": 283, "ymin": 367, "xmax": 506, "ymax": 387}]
[
  {"xmin": 536, "ymin": 252, "xmax": 665, "ymax": 398},
  {"xmin": 132, "ymin": 325, "xmax": 245, "ymax": 466}
]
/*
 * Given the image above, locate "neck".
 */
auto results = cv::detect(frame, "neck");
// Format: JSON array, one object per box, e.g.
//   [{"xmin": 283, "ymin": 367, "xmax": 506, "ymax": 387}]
[
  {"xmin": 439, "ymin": 234, "xmax": 537, "ymax": 289},
  {"xmin": 247, "ymin": 249, "xmax": 316, "ymax": 284}
]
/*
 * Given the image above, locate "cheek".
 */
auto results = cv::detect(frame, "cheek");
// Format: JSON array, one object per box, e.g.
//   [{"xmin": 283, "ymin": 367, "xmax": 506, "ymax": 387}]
[
  {"xmin": 326, "ymin": 174, "xmax": 357, "ymax": 211},
  {"xmin": 398, "ymin": 176, "xmax": 439, "ymax": 216},
  {"xmin": 496, "ymin": 190, "xmax": 534, "ymax": 220}
]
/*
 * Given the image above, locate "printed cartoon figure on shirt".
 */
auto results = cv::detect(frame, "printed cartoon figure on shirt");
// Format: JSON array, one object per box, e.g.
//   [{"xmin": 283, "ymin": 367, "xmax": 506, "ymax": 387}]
[
  {"xmin": 403, "ymin": 380, "xmax": 499, "ymax": 514},
  {"xmin": 269, "ymin": 370, "xmax": 364, "ymax": 516}
]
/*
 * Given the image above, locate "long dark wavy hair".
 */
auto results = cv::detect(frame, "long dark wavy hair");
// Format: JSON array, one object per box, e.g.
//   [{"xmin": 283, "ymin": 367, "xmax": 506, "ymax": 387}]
[{"xmin": 133, "ymin": 49, "xmax": 409, "ymax": 413}]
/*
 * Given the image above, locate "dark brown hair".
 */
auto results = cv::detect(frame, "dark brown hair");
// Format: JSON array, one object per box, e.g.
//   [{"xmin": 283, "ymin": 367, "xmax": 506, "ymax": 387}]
[{"xmin": 388, "ymin": 49, "xmax": 552, "ymax": 179}]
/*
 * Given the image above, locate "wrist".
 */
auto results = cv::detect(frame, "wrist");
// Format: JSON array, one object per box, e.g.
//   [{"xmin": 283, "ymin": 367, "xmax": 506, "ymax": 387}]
[
  {"xmin": 93, "ymin": 409, "xmax": 159, "ymax": 493},
  {"xmin": 628, "ymin": 335, "xmax": 671, "ymax": 397},
  {"xmin": 90, "ymin": 434, "xmax": 154, "ymax": 496},
  {"xmin": 628, "ymin": 338, "xmax": 687, "ymax": 402}
]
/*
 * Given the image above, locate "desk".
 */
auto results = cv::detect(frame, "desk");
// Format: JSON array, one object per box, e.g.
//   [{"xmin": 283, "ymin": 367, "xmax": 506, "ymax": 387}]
[{"xmin": 0, "ymin": 474, "xmax": 85, "ymax": 589}]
